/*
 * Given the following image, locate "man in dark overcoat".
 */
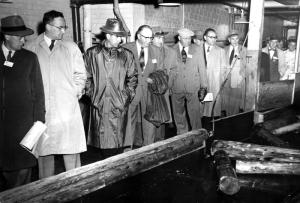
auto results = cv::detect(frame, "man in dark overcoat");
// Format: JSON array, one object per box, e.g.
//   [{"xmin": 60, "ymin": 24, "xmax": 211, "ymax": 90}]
[
  {"xmin": 0, "ymin": 15, "xmax": 45, "ymax": 190},
  {"xmin": 84, "ymin": 18, "xmax": 138, "ymax": 158}
]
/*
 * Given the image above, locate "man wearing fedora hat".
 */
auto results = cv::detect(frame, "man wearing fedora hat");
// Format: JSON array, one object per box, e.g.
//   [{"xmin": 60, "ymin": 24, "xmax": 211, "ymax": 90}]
[
  {"xmin": 84, "ymin": 18, "xmax": 137, "ymax": 158},
  {"xmin": 221, "ymin": 30, "xmax": 247, "ymax": 116},
  {"xmin": 25, "ymin": 10, "xmax": 87, "ymax": 179},
  {"xmin": 192, "ymin": 30, "xmax": 204, "ymax": 46},
  {"xmin": 0, "ymin": 15, "xmax": 45, "ymax": 189}
]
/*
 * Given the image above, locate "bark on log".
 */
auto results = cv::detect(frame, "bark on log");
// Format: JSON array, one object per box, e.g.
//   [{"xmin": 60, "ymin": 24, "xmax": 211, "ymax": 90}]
[
  {"xmin": 238, "ymin": 174, "xmax": 300, "ymax": 195},
  {"xmin": 0, "ymin": 129, "xmax": 208, "ymax": 203},
  {"xmin": 213, "ymin": 150, "xmax": 240, "ymax": 195},
  {"xmin": 272, "ymin": 122, "xmax": 300, "ymax": 135},
  {"xmin": 236, "ymin": 160, "xmax": 300, "ymax": 175},
  {"xmin": 211, "ymin": 140, "xmax": 300, "ymax": 163}
]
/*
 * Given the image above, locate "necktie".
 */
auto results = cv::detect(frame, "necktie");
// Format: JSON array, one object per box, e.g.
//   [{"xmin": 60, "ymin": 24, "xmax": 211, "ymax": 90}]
[
  {"xmin": 139, "ymin": 47, "xmax": 145, "ymax": 70},
  {"xmin": 181, "ymin": 48, "xmax": 187, "ymax": 63},
  {"xmin": 229, "ymin": 49, "xmax": 235, "ymax": 65},
  {"xmin": 207, "ymin": 46, "xmax": 211, "ymax": 53},
  {"xmin": 49, "ymin": 40, "xmax": 55, "ymax": 51},
  {"xmin": 7, "ymin": 51, "xmax": 12, "ymax": 61}
]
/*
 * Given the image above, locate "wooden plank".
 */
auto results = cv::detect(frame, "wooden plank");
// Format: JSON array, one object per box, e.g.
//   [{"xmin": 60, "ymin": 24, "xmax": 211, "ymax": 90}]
[
  {"xmin": 211, "ymin": 140, "xmax": 300, "ymax": 163},
  {"xmin": 257, "ymin": 80, "xmax": 294, "ymax": 111},
  {"xmin": 236, "ymin": 160, "xmax": 300, "ymax": 175},
  {"xmin": 272, "ymin": 122, "xmax": 300, "ymax": 135},
  {"xmin": 0, "ymin": 129, "xmax": 208, "ymax": 203}
]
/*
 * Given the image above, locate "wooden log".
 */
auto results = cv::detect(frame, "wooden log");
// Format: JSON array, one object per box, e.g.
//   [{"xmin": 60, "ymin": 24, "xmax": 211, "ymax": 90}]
[
  {"xmin": 211, "ymin": 140, "xmax": 300, "ymax": 163},
  {"xmin": 213, "ymin": 150, "xmax": 240, "ymax": 195},
  {"xmin": 238, "ymin": 174, "xmax": 300, "ymax": 195},
  {"xmin": 0, "ymin": 129, "xmax": 208, "ymax": 203},
  {"xmin": 236, "ymin": 160, "xmax": 300, "ymax": 175},
  {"xmin": 256, "ymin": 126, "xmax": 289, "ymax": 147},
  {"xmin": 272, "ymin": 122, "xmax": 300, "ymax": 135}
]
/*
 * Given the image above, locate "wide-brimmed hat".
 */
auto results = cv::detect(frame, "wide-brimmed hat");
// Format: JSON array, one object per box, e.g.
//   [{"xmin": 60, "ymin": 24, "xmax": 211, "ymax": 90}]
[
  {"xmin": 269, "ymin": 35, "xmax": 279, "ymax": 41},
  {"xmin": 0, "ymin": 15, "xmax": 34, "ymax": 37},
  {"xmin": 152, "ymin": 26, "xmax": 168, "ymax": 37},
  {"xmin": 100, "ymin": 18, "xmax": 127, "ymax": 37}
]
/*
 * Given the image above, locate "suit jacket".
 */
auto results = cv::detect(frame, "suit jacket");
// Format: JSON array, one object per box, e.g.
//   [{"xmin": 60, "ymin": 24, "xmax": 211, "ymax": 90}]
[
  {"xmin": 122, "ymin": 42, "xmax": 164, "ymax": 105},
  {"xmin": 171, "ymin": 43, "xmax": 207, "ymax": 94},
  {"xmin": 261, "ymin": 46, "xmax": 284, "ymax": 81},
  {"xmin": 0, "ymin": 45, "xmax": 45, "ymax": 170}
]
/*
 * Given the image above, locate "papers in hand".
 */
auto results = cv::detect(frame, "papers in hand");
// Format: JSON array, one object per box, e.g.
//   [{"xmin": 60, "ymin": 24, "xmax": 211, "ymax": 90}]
[
  {"xmin": 20, "ymin": 121, "xmax": 47, "ymax": 158},
  {"xmin": 203, "ymin": 93, "xmax": 213, "ymax": 102}
]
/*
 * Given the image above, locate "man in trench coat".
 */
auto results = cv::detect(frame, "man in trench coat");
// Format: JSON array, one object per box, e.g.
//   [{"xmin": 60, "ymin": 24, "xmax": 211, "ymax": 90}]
[
  {"xmin": 25, "ymin": 10, "xmax": 87, "ymax": 179},
  {"xmin": 0, "ymin": 15, "xmax": 45, "ymax": 189},
  {"xmin": 84, "ymin": 18, "xmax": 138, "ymax": 158}
]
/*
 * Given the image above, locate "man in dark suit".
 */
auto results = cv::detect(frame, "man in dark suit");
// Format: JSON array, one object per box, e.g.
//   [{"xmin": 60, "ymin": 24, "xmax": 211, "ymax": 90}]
[
  {"xmin": 123, "ymin": 25, "xmax": 165, "ymax": 148},
  {"xmin": 171, "ymin": 28, "xmax": 207, "ymax": 135},
  {"xmin": 0, "ymin": 15, "xmax": 45, "ymax": 190}
]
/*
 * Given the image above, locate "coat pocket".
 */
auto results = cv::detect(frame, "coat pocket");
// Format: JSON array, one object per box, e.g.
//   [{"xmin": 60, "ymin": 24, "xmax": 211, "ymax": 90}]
[{"xmin": 108, "ymin": 77, "xmax": 125, "ymax": 114}]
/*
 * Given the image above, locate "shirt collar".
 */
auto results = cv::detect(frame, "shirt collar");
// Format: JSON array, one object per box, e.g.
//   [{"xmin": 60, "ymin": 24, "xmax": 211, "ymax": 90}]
[
  {"xmin": 44, "ymin": 34, "xmax": 55, "ymax": 47},
  {"xmin": 2, "ymin": 42, "xmax": 15, "ymax": 59}
]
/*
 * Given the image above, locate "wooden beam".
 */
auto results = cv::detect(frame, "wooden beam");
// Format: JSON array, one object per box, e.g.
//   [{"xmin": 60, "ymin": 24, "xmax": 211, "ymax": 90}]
[
  {"xmin": 211, "ymin": 140, "xmax": 300, "ymax": 163},
  {"xmin": 0, "ymin": 129, "xmax": 208, "ymax": 203},
  {"xmin": 236, "ymin": 160, "xmax": 300, "ymax": 175},
  {"xmin": 245, "ymin": 0, "xmax": 264, "ymax": 111},
  {"xmin": 272, "ymin": 122, "xmax": 300, "ymax": 135}
]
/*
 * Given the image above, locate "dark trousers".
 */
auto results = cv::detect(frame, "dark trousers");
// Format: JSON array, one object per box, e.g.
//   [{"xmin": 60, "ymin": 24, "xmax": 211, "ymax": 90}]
[{"xmin": 1, "ymin": 168, "xmax": 32, "ymax": 191}]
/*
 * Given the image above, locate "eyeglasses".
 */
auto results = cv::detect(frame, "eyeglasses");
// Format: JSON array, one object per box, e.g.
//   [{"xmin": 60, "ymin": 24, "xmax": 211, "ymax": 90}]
[
  {"xmin": 48, "ymin": 24, "xmax": 68, "ymax": 31},
  {"xmin": 140, "ymin": 33, "xmax": 154, "ymax": 40},
  {"xmin": 207, "ymin": 36, "xmax": 217, "ymax": 39}
]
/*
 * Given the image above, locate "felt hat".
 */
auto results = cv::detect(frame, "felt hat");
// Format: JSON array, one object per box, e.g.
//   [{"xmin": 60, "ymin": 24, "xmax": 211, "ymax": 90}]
[
  {"xmin": 100, "ymin": 18, "xmax": 127, "ymax": 37},
  {"xmin": 152, "ymin": 26, "xmax": 169, "ymax": 37},
  {"xmin": 1, "ymin": 15, "xmax": 34, "ymax": 36}
]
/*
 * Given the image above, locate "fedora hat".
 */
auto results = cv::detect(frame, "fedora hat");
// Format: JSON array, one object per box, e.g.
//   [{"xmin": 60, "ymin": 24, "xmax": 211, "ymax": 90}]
[
  {"xmin": 193, "ymin": 30, "xmax": 203, "ymax": 40},
  {"xmin": 152, "ymin": 26, "xmax": 168, "ymax": 37},
  {"xmin": 100, "ymin": 18, "xmax": 127, "ymax": 37},
  {"xmin": 1, "ymin": 15, "xmax": 33, "ymax": 37},
  {"xmin": 228, "ymin": 30, "xmax": 239, "ymax": 38}
]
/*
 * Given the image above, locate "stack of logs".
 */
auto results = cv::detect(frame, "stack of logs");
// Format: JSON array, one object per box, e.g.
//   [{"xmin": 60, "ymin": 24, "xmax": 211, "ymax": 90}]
[{"xmin": 211, "ymin": 140, "xmax": 300, "ymax": 199}]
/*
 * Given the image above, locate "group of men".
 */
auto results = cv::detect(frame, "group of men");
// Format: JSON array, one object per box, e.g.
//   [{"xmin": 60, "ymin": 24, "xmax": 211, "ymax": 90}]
[{"xmin": 1, "ymin": 9, "xmax": 282, "ymax": 190}]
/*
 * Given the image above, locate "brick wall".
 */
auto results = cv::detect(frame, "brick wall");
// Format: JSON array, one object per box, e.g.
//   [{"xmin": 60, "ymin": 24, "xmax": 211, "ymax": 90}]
[{"xmin": 0, "ymin": 0, "xmax": 73, "ymax": 41}]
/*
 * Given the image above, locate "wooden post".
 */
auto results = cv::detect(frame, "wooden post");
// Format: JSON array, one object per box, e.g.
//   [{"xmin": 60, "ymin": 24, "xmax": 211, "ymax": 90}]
[
  {"xmin": 211, "ymin": 140, "xmax": 300, "ymax": 163},
  {"xmin": 0, "ymin": 129, "xmax": 208, "ymax": 203},
  {"xmin": 245, "ymin": 0, "xmax": 264, "ymax": 111},
  {"xmin": 236, "ymin": 160, "xmax": 300, "ymax": 175},
  {"xmin": 213, "ymin": 150, "xmax": 240, "ymax": 195}
]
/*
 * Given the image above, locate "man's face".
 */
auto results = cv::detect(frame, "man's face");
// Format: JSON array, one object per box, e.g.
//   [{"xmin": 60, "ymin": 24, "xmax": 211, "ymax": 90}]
[
  {"xmin": 269, "ymin": 40, "xmax": 278, "ymax": 50},
  {"xmin": 179, "ymin": 35, "xmax": 191, "ymax": 47},
  {"xmin": 106, "ymin": 33, "xmax": 122, "ymax": 47},
  {"xmin": 229, "ymin": 35, "xmax": 239, "ymax": 47},
  {"xmin": 4, "ymin": 34, "xmax": 25, "ymax": 51},
  {"xmin": 152, "ymin": 35, "xmax": 164, "ymax": 48},
  {"xmin": 193, "ymin": 38, "xmax": 202, "ymax": 46},
  {"xmin": 46, "ymin": 17, "xmax": 67, "ymax": 40},
  {"xmin": 137, "ymin": 27, "xmax": 153, "ymax": 48},
  {"xmin": 288, "ymin": 41, "xmax": 296, "ymax": 52},
  {"xmin": 204, "ymin": 31, "xmax": 217, "ymax": 46}
]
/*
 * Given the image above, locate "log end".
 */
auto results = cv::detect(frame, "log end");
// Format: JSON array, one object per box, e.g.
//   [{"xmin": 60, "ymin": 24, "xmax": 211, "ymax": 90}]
[{"xmin": 219, "ymin": 176, "xmax": 240, "ymax": 195}]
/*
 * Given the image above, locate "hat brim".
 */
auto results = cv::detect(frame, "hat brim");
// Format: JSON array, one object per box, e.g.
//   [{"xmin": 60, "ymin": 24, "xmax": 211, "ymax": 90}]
[
  {"xmin": 100, "ymin": 27, "xmax": 128, "ymax": 37},
  {"xmin": 1, "ymin": 27, "xmax": 34, "ymax": 37},
  {"xmin": 154, "ymin": 31, "xmax": 169, "ymax": 36}
]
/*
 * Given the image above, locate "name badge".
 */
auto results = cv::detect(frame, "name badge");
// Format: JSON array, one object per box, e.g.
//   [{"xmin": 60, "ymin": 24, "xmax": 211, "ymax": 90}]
[
  {"xmin": 187, "ymin": 54, "xmax": 193, "ymax": 58},
  {"xmin": 4, "ymin": 61, "xmax": 14, "ymax": 67},
  {"xmin": 152, "ymin": 59, "xmax": 157, "ymax": 63}
]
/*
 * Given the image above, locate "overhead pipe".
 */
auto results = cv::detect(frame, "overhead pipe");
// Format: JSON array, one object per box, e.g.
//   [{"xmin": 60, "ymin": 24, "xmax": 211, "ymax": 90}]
[
  {"xmin": 70, "ymin": 2, "xmax": 83, "ymax": 52},
  {"xmin": 113, "ymin": 0, "xmax": 131, "ymax": 42}
]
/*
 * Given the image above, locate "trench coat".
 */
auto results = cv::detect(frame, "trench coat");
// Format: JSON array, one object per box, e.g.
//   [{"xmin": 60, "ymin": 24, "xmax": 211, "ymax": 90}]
[
  {"xmin": 221, "ymin": 45, "xmax": 247, "ymax": 116},
  {"xmin": 84, "ymin": 42, "xmax": 138, "ymax": 149},
  {"xmin": 25, "ymin": 34, "xmax": 87, "ymax": 156},
  {"xmin": 0, "ymin": 46, "xmax": 45, "ymax": 170},
  {"xmin": 202, "ymin": 44, "xmax": 227, "ymax": 117}
]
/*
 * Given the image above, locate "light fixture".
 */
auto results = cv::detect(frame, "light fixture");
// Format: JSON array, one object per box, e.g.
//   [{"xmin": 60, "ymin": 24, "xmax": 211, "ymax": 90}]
[
  {"xmin": 157, "ymin": 0, "xmax": 180, "ymax": 7},
  {"xmin": 234, "ymin": 9, "xmax": 249, "ymax": 24}
]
